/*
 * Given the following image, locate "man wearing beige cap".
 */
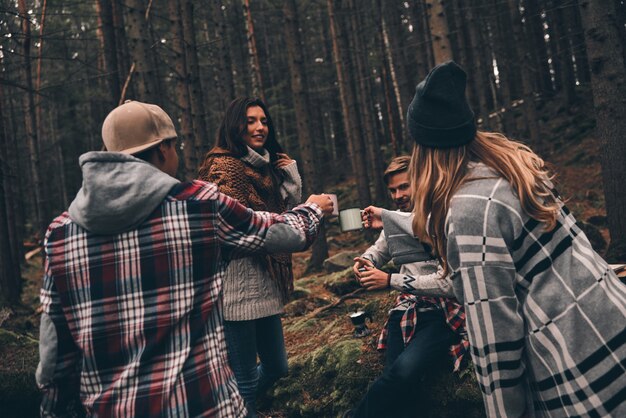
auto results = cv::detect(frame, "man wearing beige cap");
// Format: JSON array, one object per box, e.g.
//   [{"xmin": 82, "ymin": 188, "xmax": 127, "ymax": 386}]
[{"xmin": 36, "ymin": 101, "xmax": 333, "ymax": 417}]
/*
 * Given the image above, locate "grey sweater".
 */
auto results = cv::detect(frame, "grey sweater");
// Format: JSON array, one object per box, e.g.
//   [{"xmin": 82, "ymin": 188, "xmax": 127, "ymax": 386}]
[
  {"xmin": 361, "ymin": 210, "xmax": 453, "ymax": 300},
  {"xmin": 223, "ymin": 150, "xmax": 302, "ymax": 321}
]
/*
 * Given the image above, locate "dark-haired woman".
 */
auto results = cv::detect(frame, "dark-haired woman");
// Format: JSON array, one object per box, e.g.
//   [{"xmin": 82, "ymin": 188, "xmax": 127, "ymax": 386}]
[{"xmin": 198, "ymin": 98, "xmax": 301, "ymax": 417}]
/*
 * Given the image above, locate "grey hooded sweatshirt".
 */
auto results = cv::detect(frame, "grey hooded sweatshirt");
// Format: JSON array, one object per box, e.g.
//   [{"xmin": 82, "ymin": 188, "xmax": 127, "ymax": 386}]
[{"xmin": 68, "ymin": 151, "xmax": 180, "ymax": 234}]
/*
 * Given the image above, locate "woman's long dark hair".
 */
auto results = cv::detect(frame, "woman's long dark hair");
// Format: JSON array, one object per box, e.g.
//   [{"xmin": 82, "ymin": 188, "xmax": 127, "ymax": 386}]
[{"xmin": 214, "ymin": 97, "xmax": 284, "ymax": 161}]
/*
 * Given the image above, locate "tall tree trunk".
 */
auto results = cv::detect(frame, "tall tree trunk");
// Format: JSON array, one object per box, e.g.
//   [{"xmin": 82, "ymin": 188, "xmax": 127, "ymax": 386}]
[
  {"xmin": 381, "ymin": 1, "xmax": 412, "ymax": 112},
  {"xmin": 467, "ymin": 0, "xmax": 491, "ymax": 127},
  {"xmin": 124, "ymin": 0, "xmax": 159, "ymax": 102},
  {"xmin": 376, "ymin": 0, "xmax": 402, "ymax": 155},
  {"xmin": 0, "ymin": 156, "xmax": 21, "ymax": 306},
  {"xmin": 553, "ymin": 0, "xmax": 577, "ymax": 105},
  {"xmin": 381, "ymin": 18, "xmax": 407, "ymax": 137},
  {"xmin": 327, "ymin": 0, "xmax": 371, "ymax": 207},
  {"xmin": 48, "ymin": 109, "xmax": 69, "ymax": 209},
  {"xmin": 111, "ymin": 0, "xmax": 133, "ymax": 102},
  {"xmin": 524, "ymin": 0, "xmax": 553, "ymax": 95},
  {"xmin": 579, "ymin": 0, "xmax": 626, "ymax": 260},
  {"xmin": 242, "ymin": 0, "xmax": 265, "ymax": 101},
  {"xmin": 18, "ymin": 0, "xmax": 48, "ymax": 239},
  {"xmin": 615, "ymin": 0, "xmax": 626, "ymax": 67},
  {"xmin": 5, "ymin": 93, "xmax": 25, "ymax": 259},
  {"xmin": 347, "ymin": 0, "xmax": 386, "ymax": 204},
  {"xmin": 408, "ymin": 0, "xmax": 434, "ymax": 80},
  {"xmin": 426, "ymin": 0, "xmax": 453, "ymax": 63},
  {"xmin": 0, "ymin": 86, "xmax": 22, "ymax": 306},
  {"xmin": 169, "ymin": 0, "xmax": 195, "ymax": 180},
  {"xmin": 513, "ymin": 0, "xmax": 541, "ymax": 145},
  {"xmin": 565, "ymin": 0, "xmax": 588, "ymax": 84},
  {"xmin": 96, "ymin": 0, "xmax": 121, "ymax": 105},
  {"xmin": 545, "ymin": 1, "xmax": 562, "ymax": 92},
  {"xmin": 283, "ymin": 0, "xmax": 328, "ymax": 270},
  {"xmin": 227, "ymin": 0, "xmax": 252, "ymax": 96},
  {"xmin": 181, "ymin": 0, "xmax": 209, "ymax": 157},
  {"xmin": 208, "ymin": 0, "xmax": 235, "ymax": 109}
]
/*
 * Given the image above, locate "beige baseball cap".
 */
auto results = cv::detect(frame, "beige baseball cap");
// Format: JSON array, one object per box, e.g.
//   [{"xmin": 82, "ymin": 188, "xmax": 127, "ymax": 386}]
[{"xmin": 102, "ymin": 100, "xmax": 177, "ymax": 155}]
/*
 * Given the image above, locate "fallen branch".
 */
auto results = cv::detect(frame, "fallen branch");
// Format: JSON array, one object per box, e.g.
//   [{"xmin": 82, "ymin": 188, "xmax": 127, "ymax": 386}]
[
  {"xmin": 25, "ymin": 246, "xmax": 42, "ymax": 261},
  {"xmin": 306, "ymin": 287, "xmax": 365, "ymax": 319}
]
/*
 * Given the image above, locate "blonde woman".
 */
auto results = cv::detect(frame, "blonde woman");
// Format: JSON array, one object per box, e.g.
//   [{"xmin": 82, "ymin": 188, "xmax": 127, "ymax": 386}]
[{"xmin": 400, "ymin": 61, "xmax": 626, "ymax": 417}]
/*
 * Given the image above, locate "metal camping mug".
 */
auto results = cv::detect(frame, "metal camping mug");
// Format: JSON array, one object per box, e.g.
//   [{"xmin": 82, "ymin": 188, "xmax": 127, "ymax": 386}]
[
  {"xmin": 349, "ymin": 310, "xmax": 373, "ymax": 338},
  {"xmin": 339, "ymin": 208, "xmax": 364, "ymax": 232}
]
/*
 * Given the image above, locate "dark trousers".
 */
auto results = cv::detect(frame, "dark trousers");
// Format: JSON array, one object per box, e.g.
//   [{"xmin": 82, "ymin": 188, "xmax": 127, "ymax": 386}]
[
  {"xmin": 353, "ymin": 310, "xmax": 455, "ymax": 418},
  {"xmin": 224, "ymin": 315, "xmax": 288, "ymax": 418}
]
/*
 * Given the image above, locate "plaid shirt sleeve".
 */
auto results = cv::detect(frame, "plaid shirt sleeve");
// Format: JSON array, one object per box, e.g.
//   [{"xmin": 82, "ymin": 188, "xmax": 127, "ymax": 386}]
[
  {"xmin": 447, "ymin": 196, "xmax": 531, "ymax": 418},
  {"xmin": 38, "ymin": 243, "xmax": 82, "ymax": 417},
  {"xmin": 212, "ymin": 187, "xmax": 322, "ymax": 260}
]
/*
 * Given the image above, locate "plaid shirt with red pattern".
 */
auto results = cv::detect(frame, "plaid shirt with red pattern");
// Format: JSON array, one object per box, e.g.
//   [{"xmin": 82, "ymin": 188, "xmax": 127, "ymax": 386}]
[
  {"xmin": 39, "ymin": 180, "xmax": 321, "ymax": 417},
  {"xmin": 377, "ymin": 294, "xmax": 469, "ymax": 372}
]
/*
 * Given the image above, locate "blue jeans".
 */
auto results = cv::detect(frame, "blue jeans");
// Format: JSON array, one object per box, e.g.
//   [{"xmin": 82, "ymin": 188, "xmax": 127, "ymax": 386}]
[
  {"xmin": 353, "ymin": 310, "xmax": 456, "ymax": 418},
  {"xmin": 224, "ymin": 315, "xmax": 288, "ymax": 418}
]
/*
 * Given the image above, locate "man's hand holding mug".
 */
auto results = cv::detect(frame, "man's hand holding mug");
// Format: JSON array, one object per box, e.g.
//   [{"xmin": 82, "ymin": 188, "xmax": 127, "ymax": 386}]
[{"xmin": 362, "ymin": 206, "xmax": 384, "ymax": 230}]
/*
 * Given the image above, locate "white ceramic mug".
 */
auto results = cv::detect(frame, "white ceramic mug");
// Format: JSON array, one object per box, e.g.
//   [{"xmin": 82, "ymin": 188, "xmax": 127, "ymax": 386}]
[{"xmin": 339, "ymin": 208, "xmax": 363, "ymax": 232}]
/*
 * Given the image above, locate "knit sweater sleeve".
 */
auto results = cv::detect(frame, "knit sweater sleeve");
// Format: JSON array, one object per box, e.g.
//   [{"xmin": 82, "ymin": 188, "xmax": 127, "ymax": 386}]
[
  {"xmin": 201, "ymin": 156, "xmax": 252, "ymax": 207},
  {"xmin": 446, "ymin": 179, "xmax": 531, "ymax": 418},
  {"xmin": 279, "ymin": 161, "xmax": 302, "ymax": 208}
]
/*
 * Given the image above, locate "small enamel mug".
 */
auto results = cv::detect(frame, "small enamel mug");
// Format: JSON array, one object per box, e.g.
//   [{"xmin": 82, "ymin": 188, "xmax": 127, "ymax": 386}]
[{"xmin": 339, "ymin": 208, "xmax": 363, "ymax": 232}]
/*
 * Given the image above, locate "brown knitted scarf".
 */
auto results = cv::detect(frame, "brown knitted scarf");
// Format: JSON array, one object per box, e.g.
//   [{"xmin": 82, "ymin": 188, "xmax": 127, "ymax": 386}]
[{"xmin": 198, "ymin": 147, "xmax": 294, "ymax": 303}]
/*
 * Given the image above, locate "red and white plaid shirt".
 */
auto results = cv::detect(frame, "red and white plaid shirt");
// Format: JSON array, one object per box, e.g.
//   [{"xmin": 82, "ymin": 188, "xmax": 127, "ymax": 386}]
[
  {"xmin": 39, "ymin": 180, "xmax": 321, "ymax": 417},
  {"xmin": 377, "ymin": 294, "xmax": 469, "ymax": 371}
]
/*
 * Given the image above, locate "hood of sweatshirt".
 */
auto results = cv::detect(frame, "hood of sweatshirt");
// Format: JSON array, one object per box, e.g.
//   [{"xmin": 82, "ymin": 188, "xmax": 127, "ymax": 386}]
[{"xmin": 68, "ymin": 151, "xmax": 180, "ymax": 235}]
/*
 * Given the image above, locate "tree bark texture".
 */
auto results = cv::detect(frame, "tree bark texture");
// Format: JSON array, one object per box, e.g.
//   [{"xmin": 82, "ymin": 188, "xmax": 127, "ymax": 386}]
[{"xmin": 579, "ymin": 0, "xmax": 626, "ymax": 260}]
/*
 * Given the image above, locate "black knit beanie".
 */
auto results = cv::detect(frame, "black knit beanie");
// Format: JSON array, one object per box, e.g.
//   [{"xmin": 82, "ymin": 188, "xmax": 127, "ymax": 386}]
[{"xmin": 407, "ymin": 61, "xmax": 476, "ymax": 148}]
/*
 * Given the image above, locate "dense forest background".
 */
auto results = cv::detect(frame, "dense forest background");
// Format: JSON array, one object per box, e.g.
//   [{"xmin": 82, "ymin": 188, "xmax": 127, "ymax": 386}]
[{"xmin": 1, "ymin": 0, "xmax": 626, "ymax": 307}]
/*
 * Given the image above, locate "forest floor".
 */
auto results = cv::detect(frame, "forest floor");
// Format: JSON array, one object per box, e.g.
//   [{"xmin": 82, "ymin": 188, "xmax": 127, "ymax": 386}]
[{"xmin": 0, "ymin": 92, "xmax": 612, "ymax": 417}]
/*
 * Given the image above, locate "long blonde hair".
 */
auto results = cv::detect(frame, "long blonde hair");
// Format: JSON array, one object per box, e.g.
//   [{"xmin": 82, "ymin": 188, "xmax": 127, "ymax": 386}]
[{"xmin": 410, "ymin": 131, "xmax": 560, "ymax": 270}]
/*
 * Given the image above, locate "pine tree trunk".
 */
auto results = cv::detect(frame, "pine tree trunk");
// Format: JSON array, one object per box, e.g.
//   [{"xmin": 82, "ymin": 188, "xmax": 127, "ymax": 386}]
[
  {"xmin": 408, "ymin": 0, "xmax": 433, "ymax": 80},
  {"xmin": 208, "ymin": 0, "xmax": 235, "ymax": 108},
  {"xmin": 327, "ymin": 0, "xmax": 371, "ymax": 207},
  {"xmin": 381, "ymin": 18, "xmax": 407, "ymax": 141},
  {"xmin": 4, "ymin": 93, "xmax": 25, "ymax": 259},
  {"xmin": 553, "ymin": 0, "xmax": 577, "ymax": 105},
  {"xmin": 0, "ymin": 87, "xmax": 22, "ymax": 306},
  {"xmin": 467, "ymin": 0, "xmax": 491, "ymax": 127},
  {"xmin": 376, "ymin": 0, "xmax": 402, "ymax": 154},
  {"xmin": 181, "ymin": 1, "xmax": 209, "ymax": 157},
  {"xmin": 18, "ymin": 0, "xmax": 48, "ymax": 239},
  {"xmin": 513, "ymin": 0, "xmax": 541, "ymax": 145},
  {"xmin": 48, "ymin": 109, "xmax": 69, "ymax": 208},
  {"xmin": 111, "ymin": 0, "xmax": 133, "ymax": 102},
  {"xmin": 169, "ymin": 0, "xmax": 195, "ymax": 180},
  {"xmin": 381, "ymin": 1, "xmax": 412, "ymax": 112},
  {"xmin": 242, "ymin": 0, "xmax": 265, "ymax": 101},
  {"xmin": 491, "ymin": 0, "xmax": 515, "ymax": 134},
  {"xmin": 426, "ymin": 0, "xmax": 453, "ymax": 63},
  {"xmin": 95, "ymin": 0, "xmax": 121, "ymax": 105},
  {"xmin": 524, "ymin": 0, "xmax": 553, "ymax": 95},
  {"xmin": 124, "ymin": 0, "xmax": 159, "ymax": 102},
  {"xmin": 545, "ymin": 1, "xmax": 562, "ymax": 93},
  {"xmin": 569, "ymin": 0, "xmax": 591, "ymax": 84},
  {"xmin": 283, "ymin": 0, "xmax": 329, "ymax": 270},
  {"xmin": 579, "ymin": 0, "xmax": 626, "ymax": 260},
  {"xmin": 347, "ymin": 0, "xmax": 386, "ymax": 204}
]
